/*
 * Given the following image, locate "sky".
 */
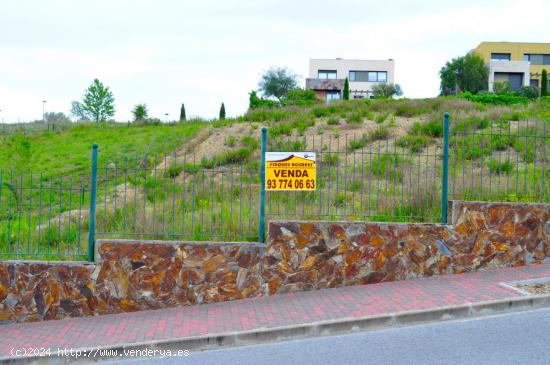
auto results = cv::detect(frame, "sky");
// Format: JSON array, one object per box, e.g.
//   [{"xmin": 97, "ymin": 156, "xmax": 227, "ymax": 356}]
[{"xmin": 1, "ymin": 0, "xmax": 549, "ymax": 123}]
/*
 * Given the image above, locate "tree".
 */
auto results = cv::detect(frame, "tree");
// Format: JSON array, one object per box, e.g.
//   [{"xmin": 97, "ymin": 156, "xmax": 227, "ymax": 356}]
[
  {"xmin": 70, "ymin": 79, "xmax": 115, "ymax": 122},
  {"xmin": 180, "ymin": 103, "xmax": 186, "ymax": 121},
  {"xmin": 439, "ymin": 52, "xmax": 488, "ymax": 95},
  {"xmin": 249, "ymin": 90, "xmax": 276, "ymax": 109},
  {"xmin": 371, "ymin": 83, "xmax": 403, "ymax": 98},
  {"xmin": 219, "ymin": 103, "xmax": 226, "ymax": 120},
  {"xmin": 132, "ymin": 104, "xmax": 148, "ymax": 121},
  {"xmin": 542, "ymin": 69, "xmax": 548, "ymax": 97},
  {"xmin": 258, "ymin": 67, "xmax": 299, "ymax": 101},
  {"xmin": 343, "ymin": 77, "xmax": 350, "ymax": 100},
  {"xmin": 44, "ymin": 112, "xmax": 71, "ymax": 124}
]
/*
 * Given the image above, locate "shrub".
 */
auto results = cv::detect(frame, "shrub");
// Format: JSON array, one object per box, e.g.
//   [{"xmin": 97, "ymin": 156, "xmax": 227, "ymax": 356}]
[
  {"xmin": 327, "ymin": 116, "xmax": 340, "ymax": 125},
  {"xmin": 453, "ymin": 117, "xmax": 490, "ymax": 134},
  {"xmin": 370, "ymin": 154, "xmax": 403, "ymax": 181},
  {"xmin": 200, "ymin": 157, "xmax": 217, "ymax": 169},
  {"xmin": 369, "ymin": 126, "xmax": 390, "ymax": 141},
  {"xmin": 411, "ymin": 120, "xmax": 443, "ymax": 137},
  {"xmin": 225, "ymin": 136, "xmax": 236, "ymax": 147},
  {"xmin": 313, "ymin": 107, "xmax": 328, "ymax": 118},
  {"xmin": 514, "ymin": 86, "xmax": 539, "ymax": 100},
  {"xmin": 282, "ymin": 88, "xmax": 320, "ymax": 106},
  {"xmin": 0, "ymin": 219, "xmax": 30, "ymax": 246},
  {"xmin": 346, "ymin": 112, "xmax": 362, "ymax": 124},
  {"xmin": 270, "ymin": 122, "xmax": 293, "ymax": 137},
  {"xmin": 184, "ymin": 162, "xmax": 201, "ymax": 173},
  {"xmin": 395, "ymin": 135, "xmax": 430, "ymax": 152},
  {"xmin": 349, "ymin": 136, "xmax": 366, "ymax": 150},
  {"xmin": 322, "ymin": 153, "xmax": 339, "ymax": 166},
  {"xmin": 249, "ymin": 91, "xmax": 277, "ymax": 109},
  {"xmin": 374, "ymin": 112, "xmax": 389, "ymax": 124},
  {"xmin": 164, "ymin": 164, "xmax": 183, "ymax": 178},
  {"xmin": 459, "ymin": 91, "xmax": 529, "ymax": 105},
  {"xmin": 493, "ymin": 81, "xmax": 511, "ymax": 95},
  {"xmin": 241, "ymin": 135, "xmax": 259, "ymax": 150},
  {"xmin": 488, "ymin": 160, "xmax": 514, "ymax": 174},
  {"xmin": 222, "ymin": 147, "xmax": 252, "ymax": 164},
  {"xmin": 292, "ymin": 118, "xmax": 315, "ymax": 135}
]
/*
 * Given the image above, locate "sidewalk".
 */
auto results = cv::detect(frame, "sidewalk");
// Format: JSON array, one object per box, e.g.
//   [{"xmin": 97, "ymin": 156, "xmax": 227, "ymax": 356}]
[{"xmin": 2, "ymin": 263, "xmax": 550, "ymax": 361}]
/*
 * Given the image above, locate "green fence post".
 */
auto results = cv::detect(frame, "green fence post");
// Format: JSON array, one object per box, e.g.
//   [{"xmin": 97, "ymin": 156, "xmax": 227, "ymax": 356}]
[
  {"xmin": 88, "ymin": 144, "xmax": 98, "ymax": 261},
  {"xmin": 259, "ymin": 128, "xmax": 267, "ymax": 243},
  {"xmin": 441, "ymin": 113, "xmax": 450, "ymax": 224}
]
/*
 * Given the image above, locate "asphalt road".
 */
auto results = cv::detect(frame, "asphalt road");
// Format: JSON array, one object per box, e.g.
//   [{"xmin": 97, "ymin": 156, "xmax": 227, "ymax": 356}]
[{"xmin": 102, "ymin": 308, "xmax": 550, "ymax": 365}]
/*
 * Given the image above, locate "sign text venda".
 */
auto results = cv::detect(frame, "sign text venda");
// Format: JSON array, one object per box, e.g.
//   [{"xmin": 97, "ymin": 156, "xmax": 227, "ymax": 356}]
[{"xmin": 265, "ymin": 152, "xmax": 316, "ymax": 191}]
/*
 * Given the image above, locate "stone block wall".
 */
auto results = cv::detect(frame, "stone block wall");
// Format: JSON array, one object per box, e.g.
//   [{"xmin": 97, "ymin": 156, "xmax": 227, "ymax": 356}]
[
  {"xmin": 1, "ymin": 201, "xmax": 549, "ymax": 324},
  {"xmin": 265, "ymin": 201, "xmax": 550, "ymax": 294},
  {"xmin": 0, "ymin": 241, "xmax": 263, "ymax": 324}
]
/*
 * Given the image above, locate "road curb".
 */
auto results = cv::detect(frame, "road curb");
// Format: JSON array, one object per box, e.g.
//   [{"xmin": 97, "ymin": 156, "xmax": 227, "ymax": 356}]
[{"xmin": 3, "ymin": 293, "xmax": 550, "ymax": 364}]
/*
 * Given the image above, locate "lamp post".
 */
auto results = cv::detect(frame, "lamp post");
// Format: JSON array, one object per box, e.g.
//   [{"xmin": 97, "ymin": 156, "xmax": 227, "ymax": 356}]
[
  {"xmin": 164, "ymin": 113, "xmax": 168, "ymax": 123},
  {"xmin": 42, "ymin": 100, "xmax": 47, "ymax": 122}
]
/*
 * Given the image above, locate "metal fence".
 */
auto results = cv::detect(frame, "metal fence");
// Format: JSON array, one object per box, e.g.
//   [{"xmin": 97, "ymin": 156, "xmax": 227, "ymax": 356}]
[{"xmin": 0, "ymin": 114, "xmax": 548, "ymax": 260}]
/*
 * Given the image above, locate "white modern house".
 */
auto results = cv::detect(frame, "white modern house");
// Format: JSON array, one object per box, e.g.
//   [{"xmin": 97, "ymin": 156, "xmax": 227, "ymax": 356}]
[{"xmin": 306, "ymin": 58, "xmax": 395, "ymax": 100}]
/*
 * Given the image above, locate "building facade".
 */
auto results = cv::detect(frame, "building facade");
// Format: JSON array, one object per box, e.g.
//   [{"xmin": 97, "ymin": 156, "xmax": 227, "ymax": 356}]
[
  {"xmin": 306, "ymin": 58, "xmax": 395, "ymax": 100},
  {"xmin": 474, "ymin": 42, "xmax": 550, "ymax": 91}
]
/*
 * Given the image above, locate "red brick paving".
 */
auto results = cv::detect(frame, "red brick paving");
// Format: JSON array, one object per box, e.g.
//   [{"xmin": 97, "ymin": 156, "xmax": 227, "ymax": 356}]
[{"xmin": 2, "ymin": 263, "xmax": 550, "ymax": 357}]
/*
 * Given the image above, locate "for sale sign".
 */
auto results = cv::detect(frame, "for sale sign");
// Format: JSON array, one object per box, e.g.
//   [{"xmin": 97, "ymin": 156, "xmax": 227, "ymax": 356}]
[{"xmin": 265, "ymin": 152, "xmax": 316, "ymax": 191}]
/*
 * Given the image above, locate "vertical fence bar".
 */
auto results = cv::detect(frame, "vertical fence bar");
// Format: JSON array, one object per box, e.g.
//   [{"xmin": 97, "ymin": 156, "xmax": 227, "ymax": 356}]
[
  {"xmin": 258, "ymin": 127, "xmax": 267, "ymax": 243},
  {"xmin": 441, "ymin": 113, "xmax": 450, "ymax": 224},
  {"xmin": 88, "ymin": 143, "xmax": 98, "ymax": 262}
]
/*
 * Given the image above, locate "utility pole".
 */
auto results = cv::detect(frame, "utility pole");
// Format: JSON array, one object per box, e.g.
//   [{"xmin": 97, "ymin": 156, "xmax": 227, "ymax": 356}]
[{"xmin": 42, "ymin": 100, "xmax": 47, "ymax": 122}]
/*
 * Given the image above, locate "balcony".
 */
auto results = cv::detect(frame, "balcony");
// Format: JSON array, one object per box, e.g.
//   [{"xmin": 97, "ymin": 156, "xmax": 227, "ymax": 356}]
[{"xmin": 306, "ymin": 78, "xmax": 344, "ymax": 91}]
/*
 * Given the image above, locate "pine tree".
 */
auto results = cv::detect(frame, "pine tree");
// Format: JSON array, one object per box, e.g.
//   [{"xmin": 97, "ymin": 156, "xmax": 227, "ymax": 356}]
[
  {"xmin": 179, "ymin": 103, "xmax": 186, "ymax": 121},
  {"xmin": 343, "ymin": 77, "xmax": 350, "ymax": 100},
  {"xmin": 219, "ymin": 103, "xmax": 226, "ymax": 120},
  {"xmin": 541, "ymin": 69, "xmax": 548, "ymax": 97}
]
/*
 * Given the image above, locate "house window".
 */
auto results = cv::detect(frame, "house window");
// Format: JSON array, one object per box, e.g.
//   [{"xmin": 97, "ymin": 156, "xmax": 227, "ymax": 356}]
[
  {"xmin": 350, "ymin": 71, "xmax": 387, "ymax": 82},
  {"xmin": 326, "ymin": 90, "xmax": 340, "ymax": 101},
  {"xmin": 524, "ymin": 54, "xmax": 550, "ymax": 65},
  {"xmin": 491, "ymin": 53, "xmax": 511, "ymax": 61},
  {"xmin": 318, "ymin": 70, "xmax": 337, "ymax": 79},
  {"xmin": 530, "ymin": 79, "xmax": 539, "ymax": 87}
]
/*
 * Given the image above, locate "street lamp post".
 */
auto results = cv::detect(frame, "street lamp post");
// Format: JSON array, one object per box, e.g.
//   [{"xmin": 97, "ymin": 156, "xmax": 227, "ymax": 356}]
[
  {"xmin": 164, "ymin": 113, "xmax": 168, "ymax": 123},
  {"xmin": 42, "ymin": 100, "xmax": 47, "ymax": 123}
]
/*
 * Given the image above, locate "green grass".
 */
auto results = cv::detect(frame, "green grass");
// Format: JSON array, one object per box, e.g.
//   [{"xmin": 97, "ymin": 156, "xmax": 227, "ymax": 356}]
[
  {"xmin": 396, "ymin": 135, "xmax": 431, "ymax": 152},
  {"xmin": 0, "ymin": 121, "xmax": 204, "ymax": 179},
  {"xmin": 411, "ymin": 119, "xmax": 443, "ymax": 137},
  {"xmin": 488, "ymin": 160, "xmax": 514, "ymax": 174}
]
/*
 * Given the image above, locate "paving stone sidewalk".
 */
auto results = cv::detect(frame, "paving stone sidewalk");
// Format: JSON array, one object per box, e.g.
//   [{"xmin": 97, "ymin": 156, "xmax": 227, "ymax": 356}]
[{"xmin": 2, "ymin": 263, "xmax": 550, "ymax": 358}]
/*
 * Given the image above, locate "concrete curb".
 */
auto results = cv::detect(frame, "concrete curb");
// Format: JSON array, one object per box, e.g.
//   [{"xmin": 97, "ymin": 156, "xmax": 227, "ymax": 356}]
[{"xmin": 3, "ymin": 294, "xmax": 550, "ymax": 364}]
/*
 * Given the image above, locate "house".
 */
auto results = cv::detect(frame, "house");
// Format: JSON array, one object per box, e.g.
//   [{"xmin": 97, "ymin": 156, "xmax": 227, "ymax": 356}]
[
  {"xmin": 306, "ymin": 58, "xmax": 395, "ymax": 100},
  {"xmin": 474, "ymin": 42, "xmax": 550, "ymax": 92}
]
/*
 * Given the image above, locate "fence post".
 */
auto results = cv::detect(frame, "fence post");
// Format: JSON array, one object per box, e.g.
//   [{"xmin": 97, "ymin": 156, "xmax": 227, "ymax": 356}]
[
  {"xmin": 441, "ymin": 113, "xmax": 450, "ymax": 224},
  {"xmin": 88, "ymin": 144, "xmax": 98, "ymax": 261},
  {"xmin": 259, "ymin": 128, "xmax": 267, "ymax": 243}
]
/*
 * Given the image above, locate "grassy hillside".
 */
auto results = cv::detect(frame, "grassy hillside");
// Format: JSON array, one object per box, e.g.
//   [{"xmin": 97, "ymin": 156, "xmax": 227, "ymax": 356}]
[
  {"xmin": 1, "ymin": 97, "xmax": 549, "ymax": 260},
  {"xmin": 0, "ymin": 121, "xmax": 205, "ymax": 179}
]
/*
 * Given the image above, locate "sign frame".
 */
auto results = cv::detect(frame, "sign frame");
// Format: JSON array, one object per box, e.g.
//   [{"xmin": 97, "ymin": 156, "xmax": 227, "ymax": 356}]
[{"xmin": 265, "ymin": 152, "xmax": 316, "ymax": 191}]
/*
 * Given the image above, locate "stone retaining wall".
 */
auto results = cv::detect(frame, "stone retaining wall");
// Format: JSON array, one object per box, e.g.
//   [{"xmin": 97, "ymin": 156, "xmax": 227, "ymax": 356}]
[
  {"xmin": 0, "ymin": 241, "xmax": 263, "ymax": 324},
  {"xmin": 1, "ymin": 201, "xmax": 549, "ymax": 324},
  {"xmin": 265, "ymin": 201, "xmax": 550, "ymax": 294}
]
